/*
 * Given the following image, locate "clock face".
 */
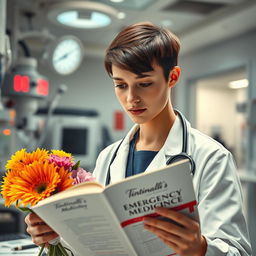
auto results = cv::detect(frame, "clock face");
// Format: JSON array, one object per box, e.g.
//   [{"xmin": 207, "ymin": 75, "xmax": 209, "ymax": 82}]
[{"xmin": 52, "ymin": 37, "xmax": 84, "ymax": 75}]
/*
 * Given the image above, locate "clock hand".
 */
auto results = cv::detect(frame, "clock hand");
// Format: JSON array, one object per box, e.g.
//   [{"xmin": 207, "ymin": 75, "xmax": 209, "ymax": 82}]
[{"xmin": 54, "ymin": 48, "xmax": 79, "ymax": 63}]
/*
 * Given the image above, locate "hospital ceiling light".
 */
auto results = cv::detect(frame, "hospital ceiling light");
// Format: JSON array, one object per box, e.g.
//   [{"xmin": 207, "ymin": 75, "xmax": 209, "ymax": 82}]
[
  {"xmin": 57, "ymin": 11, "xmax": 111, "ymax": 28},
  {"xmin": 117, "ymin": 12, "xmax": 126, "ymax": 19},
  {"xmin": 110, "ymin": 0, "xmax": 125, "ymax": 3},
  {"xmin": 160, "ymin": 19, "xmax": 174, "ymax": 28},
  {"xmin": 228, "ymin": 79, "xmax": 248, "ymax": 89},
  {"xmin": 47, "ymin": 1, "xmax": 122, "ymax": 29}
]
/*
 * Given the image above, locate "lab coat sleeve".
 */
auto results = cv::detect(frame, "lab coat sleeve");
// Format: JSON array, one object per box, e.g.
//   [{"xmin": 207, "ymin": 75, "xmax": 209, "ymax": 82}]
[
  {"xmin": 92, "ymin": 147, "xmax": 109, "ymax": 185},
  {"xmin": 197, "ymin": 151, "xmax": 252, "ymax": 256}
]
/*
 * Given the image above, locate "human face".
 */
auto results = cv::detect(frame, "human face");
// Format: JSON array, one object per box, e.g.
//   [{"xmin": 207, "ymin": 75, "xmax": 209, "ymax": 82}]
[{"xmin": 112, "ymin": 63, "xmax": 171, "ymax": 125}]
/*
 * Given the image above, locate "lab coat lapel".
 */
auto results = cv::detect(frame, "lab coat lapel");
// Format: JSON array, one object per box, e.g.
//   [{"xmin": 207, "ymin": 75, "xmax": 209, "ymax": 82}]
[{"xmin": 109, "ymin": 125, "xmax": 139, "ymax": 184}]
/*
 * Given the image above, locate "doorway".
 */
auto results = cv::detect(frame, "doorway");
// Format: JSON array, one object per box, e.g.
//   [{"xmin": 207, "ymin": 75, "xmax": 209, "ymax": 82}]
[{"xmin": 193, "ymin": 67, "xmax": 248, "ymax": 170}]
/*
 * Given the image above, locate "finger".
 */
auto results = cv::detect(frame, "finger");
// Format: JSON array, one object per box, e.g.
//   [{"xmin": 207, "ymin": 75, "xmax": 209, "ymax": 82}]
[
  {"xmin": 144, "ymin": 216, "xmax": 189, "ymax": 238},
  {"xmin": 155, "ymin": 207, "xmax": 200, "ymax": 231},
  {"xmin": 25, "ymin": 212, "xmax": 45, "ymax": 225},
  {"xmin": 27, "ymin": 222, "xmax": 55, "ymax": 237},
  {"xmin": 158, "ymin": 236, "xmax": 179, "ymax": 253},
  {"xmin": 145, "ymin": 224, "xmax": 199, "ymax": 256},
  {"xmin": 144, "ymin": 223, "xmax": 183, "ymax": 246},
  {"xmin": 32, "ymin": 232, "xmax": 59, "ymax": 246}
]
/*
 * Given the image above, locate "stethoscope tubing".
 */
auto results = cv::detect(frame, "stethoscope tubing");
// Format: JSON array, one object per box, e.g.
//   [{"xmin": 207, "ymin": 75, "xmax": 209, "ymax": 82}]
[{"xmin": 105, "ymin": 109, "xmax": 195, "ymax": 186}]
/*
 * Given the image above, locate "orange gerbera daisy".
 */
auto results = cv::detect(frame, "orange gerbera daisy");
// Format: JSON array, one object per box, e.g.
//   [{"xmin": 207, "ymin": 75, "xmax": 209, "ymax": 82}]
[
  {"xmin": 54, "ymin": 166, "xmax": 74, "ymax": 194},
  {"xmin": 2, "ymin": 161, "xmax": 61, "ymax": 207},
  {"xmin": 23, "ymin": 148, "xmax": 49, "ymax": 165},
  {"xmin": 5, "ymin": 148, "xmax": 27, "ymax": 172},
  {"xmin": 1, "ymin": 169, "xmax": 22, "ymax": 206},
  {"xmin": 51, "ymin": 150, "xmax": 73, "ymax": 158}
]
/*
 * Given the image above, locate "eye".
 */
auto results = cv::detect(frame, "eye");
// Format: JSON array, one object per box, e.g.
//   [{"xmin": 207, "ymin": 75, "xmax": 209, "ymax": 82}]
[
  {"xmin": 139, "ymin": 82, "xmax": 152, "ymax": 87},
  {"xmin": 115, "ymin": 83, "xmax": 127, "ymax": 89}
]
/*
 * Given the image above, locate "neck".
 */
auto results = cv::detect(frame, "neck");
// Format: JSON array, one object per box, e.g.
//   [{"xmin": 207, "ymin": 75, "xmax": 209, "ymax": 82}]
[{"xmin": 136, "ymin": 104, "xmax": 176, "ymax": 151}]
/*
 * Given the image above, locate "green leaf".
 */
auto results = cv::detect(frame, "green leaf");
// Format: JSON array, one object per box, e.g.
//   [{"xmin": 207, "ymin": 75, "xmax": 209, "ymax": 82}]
[
  {"xmin": 72, "ymin": 160, "xmax": 80, "ymax": 170},
  {"xmin": 18, "ymin": 207, "xmax": 32, "ymax": 213}
]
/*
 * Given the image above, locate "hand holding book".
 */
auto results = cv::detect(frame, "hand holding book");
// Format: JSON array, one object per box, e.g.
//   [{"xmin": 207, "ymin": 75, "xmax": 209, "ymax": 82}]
[{"xmin": 144, "ymin": 207, "xmax": 207, "ymax": 256}]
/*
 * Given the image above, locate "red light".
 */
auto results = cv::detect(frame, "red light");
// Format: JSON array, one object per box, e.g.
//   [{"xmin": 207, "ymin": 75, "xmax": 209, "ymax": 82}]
[
  {"xmin": 13, "ymin": 75, "xmax": 30, "ymax": 93},
  {"xmin": 37, "ymin": 79, "xmax": 49, "ymax": 96},
  {"xmin": 114, "ymin": 111, "xmax": 125, "ymax": 131},
  {"xmin": 2, "ymin": 129, "xmax": 11, "ymax": 136}
]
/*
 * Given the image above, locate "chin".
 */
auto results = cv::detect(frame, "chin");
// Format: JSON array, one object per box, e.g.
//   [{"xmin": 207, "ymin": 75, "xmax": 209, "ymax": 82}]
[{"xmin": 130, "ymin": 117, "xmax": 148, "ymax": 125}]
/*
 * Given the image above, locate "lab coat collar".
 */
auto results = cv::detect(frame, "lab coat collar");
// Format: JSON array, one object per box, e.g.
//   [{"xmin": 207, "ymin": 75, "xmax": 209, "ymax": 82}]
[
  {"xmin": 145, "ymin": 114, "xmax": 189, "ymax": 172},
  {"xmin": 109, "ymin": 114, "xmax": 192, "ymax": 182}
]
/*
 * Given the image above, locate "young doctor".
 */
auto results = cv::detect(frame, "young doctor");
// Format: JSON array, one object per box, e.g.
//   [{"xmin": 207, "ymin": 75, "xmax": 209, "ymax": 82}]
[{"xmin": 25, "ymin": 22, "xmax": 252, "ymax": 256}]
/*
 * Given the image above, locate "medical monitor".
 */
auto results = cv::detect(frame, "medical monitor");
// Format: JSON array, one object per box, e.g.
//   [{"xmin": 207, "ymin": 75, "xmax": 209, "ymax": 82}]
[{"xmin": 43, "ymin": 115, "xmax": 101, "ymax": 171}]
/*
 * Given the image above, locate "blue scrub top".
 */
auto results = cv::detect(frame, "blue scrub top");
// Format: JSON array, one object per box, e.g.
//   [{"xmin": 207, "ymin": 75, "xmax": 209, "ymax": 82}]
[{"xmin": 126, "ymin": 131, "xmax": 158, "ymax": 177}]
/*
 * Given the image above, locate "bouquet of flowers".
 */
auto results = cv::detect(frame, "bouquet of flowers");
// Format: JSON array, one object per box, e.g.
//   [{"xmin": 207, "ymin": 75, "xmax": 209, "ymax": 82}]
[{"xmin": 0, "ymin": 148, "xmax": 95, "ymax": 256}]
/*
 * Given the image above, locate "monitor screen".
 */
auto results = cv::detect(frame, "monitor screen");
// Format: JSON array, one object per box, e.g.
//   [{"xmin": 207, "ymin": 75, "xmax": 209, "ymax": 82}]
[
  {"xmin": 62, "ymin": 128, "xmax": 87, "ymax": 155},
  {"xmin": 42, "ymin": 115, "xmax": 102, "ymax": 171}
]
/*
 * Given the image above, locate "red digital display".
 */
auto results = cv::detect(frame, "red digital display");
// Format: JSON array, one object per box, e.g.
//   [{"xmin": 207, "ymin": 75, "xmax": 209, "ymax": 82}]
[
  {"xmin": 14, "ymin": 75, "xmax": 30, "ymax": 92},
  {"xmin": 37, "ymin": 79, "xmax": 49, "ymax": 96},
  {"xmin": 13, "ymin": 74, "xmax": 49, "ymax": 96}
]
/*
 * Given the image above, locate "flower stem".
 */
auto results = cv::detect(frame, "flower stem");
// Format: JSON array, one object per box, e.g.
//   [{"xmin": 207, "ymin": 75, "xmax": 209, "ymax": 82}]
[
  {"xmin": 57, "ymin": 243, "xmax": 69, "ymax": 256},
  {"xmin": 52, "ymin": 244, "xmax": 56, "ymax": 255},
  {"xmin": 37, "ymin": 244, "xmax": 45, "ymax": 256},
  {"xmin": 48, "ymin": 244, "xmax": 53, "ymax": 256},
  {"xmin": 64, "ymin": 247, "xmax": 74, "ymax": 256}
]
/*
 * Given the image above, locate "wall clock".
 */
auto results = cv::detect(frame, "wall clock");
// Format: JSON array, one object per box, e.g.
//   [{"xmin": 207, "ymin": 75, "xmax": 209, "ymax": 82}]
[{"xmin": 47, "ymin": 35, "xmax": 84, "ymax": 75}]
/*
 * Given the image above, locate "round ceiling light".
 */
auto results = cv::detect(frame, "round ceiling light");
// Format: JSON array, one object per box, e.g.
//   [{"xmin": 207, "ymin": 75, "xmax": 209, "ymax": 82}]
[
  {"xmin": 57, "ymin": 11, "xmax": 111, "ymax": 28},
  {"xmin": 47, "ymin": 1, "xmax": 121, "ymax": 29}
]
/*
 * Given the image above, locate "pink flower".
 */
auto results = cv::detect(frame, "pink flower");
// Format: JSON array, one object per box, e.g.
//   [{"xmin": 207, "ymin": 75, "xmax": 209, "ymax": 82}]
[
  {"xmin": 72, "ymin": 168, "xmax": 95, "ymax": 185},
  {"xmin": 48, "ymin": 154, "xmax": 74, "ymax": 170}
]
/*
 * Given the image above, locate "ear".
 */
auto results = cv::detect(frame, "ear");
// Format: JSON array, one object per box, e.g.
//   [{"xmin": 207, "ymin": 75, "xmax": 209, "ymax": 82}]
[{"xmin": 168, "ymin": 66, "xmax": 181, "ymax": 88}]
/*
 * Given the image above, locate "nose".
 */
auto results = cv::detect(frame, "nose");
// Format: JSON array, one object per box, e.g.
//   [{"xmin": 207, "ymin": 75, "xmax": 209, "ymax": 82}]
[{"xmin": 127, "ymin": 87, "xmax": 140, "ymax": 104}]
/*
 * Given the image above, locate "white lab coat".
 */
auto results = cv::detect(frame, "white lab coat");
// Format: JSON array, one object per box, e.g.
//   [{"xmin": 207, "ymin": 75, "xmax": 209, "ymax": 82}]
[{"xmin": 93, "ymin": 115, "xmax": 252, "ymax": 256}]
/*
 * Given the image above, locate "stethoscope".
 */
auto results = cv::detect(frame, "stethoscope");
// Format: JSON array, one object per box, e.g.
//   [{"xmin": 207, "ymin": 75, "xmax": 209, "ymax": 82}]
[{"xmin": 105, "ymin": 110, "xmax": 196, "ymax": 186}]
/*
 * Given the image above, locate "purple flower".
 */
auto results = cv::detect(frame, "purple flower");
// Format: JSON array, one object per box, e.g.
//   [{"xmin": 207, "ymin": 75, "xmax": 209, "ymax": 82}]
[
  {"xmin": 48, "ymin": 154, "xmax": 74, "ymax": 170},
  {"xmin": 72, "ymin": 168, "xmax": 95, "ymax": 185}
]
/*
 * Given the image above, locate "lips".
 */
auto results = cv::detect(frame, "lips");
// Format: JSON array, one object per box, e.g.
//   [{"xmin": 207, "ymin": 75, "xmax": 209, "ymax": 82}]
[{"xmin": 128, "ymin": 108, "xmax": 146, "ymax": 115}]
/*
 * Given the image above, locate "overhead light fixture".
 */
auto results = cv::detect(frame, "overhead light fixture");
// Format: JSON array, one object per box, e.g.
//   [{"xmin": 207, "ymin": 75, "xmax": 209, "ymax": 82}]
[
  {"xmin": 57, "ymin": 11, "xmax": 111, "ymax": 28},
  {"xmin": 47, "ymin": 1, "xmax": 121, "ymax": 29},
  {"xmin": 160, "ymin": 19, "xmax": 174, "ymax": 28},
  {"xmin": 228, "ymin": 79, "xmax": 248, "ymax": 89},
  {"xmin": 117, "ymin": 12, "xmax": 126, "ymax": 19},
  {"xmin": 110, "ymin": 0, "xmax": 125, "ymax": 3}
]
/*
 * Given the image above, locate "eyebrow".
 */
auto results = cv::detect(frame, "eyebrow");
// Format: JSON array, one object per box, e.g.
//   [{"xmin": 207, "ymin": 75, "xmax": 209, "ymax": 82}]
[{"xmin": 112, "ymin": 74, "xmax": 152, "ymax": 80}]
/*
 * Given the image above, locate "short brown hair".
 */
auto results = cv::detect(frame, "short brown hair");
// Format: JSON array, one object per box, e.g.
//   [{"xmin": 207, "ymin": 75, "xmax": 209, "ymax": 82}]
[{"xmin": 104, "ymin": 22, "xmax": 180, "ymax": 81}]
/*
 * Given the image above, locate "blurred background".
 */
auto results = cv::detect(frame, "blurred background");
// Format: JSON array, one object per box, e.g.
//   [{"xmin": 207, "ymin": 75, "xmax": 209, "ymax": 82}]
[{"xmin": 0, "ymin": 0, "xmax": 256, "ymax": 253}]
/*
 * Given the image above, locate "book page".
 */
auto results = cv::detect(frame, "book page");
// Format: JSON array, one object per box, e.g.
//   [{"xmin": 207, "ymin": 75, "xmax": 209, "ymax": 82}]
[
  {"xmin": 32, "ymin": 193, "xmax": 137, "ymax": 256},
  {"xmin": 104, "ymin": 160, "xmax": 198, "ymax": 256}
]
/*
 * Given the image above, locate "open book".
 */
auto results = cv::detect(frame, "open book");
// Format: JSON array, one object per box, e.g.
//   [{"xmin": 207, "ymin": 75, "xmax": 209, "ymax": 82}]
[{"xmin": 32, "ymin": 159, "xmax": 199, "ymax": 256}]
